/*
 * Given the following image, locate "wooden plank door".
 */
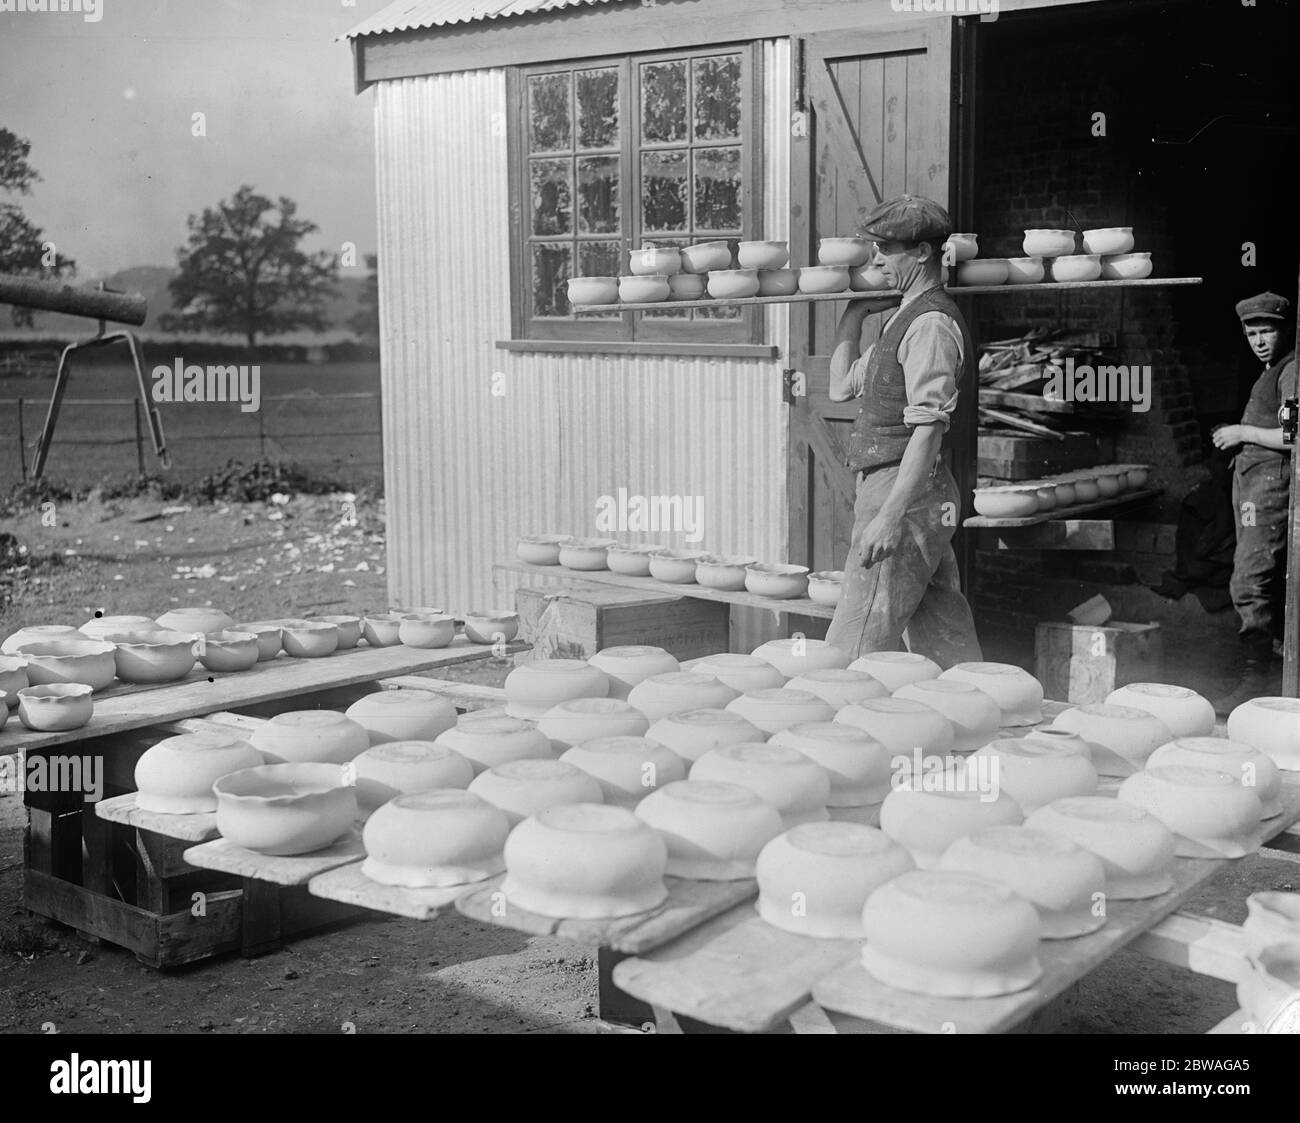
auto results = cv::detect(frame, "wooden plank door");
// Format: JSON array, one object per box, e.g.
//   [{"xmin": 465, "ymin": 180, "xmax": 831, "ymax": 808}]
[{"xmin": 788, "ymin": 23, "xmax": 958, "ymax": 590}]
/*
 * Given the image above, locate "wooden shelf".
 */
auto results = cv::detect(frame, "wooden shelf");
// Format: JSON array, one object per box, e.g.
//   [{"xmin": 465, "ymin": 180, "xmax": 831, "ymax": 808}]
[
  {"xmin": 574, "ymin": 276, "xmax": 1203, "ymax": 314},
  {"xmin": 963, "ymin": 487, "xmax": 1162, "ymax": 529}
]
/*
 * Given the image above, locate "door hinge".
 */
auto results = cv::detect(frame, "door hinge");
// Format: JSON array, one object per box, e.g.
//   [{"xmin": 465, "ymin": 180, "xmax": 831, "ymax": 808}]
[{"xmin": 782, "ymin": 368, "xmax": 804, "ymax": 406}]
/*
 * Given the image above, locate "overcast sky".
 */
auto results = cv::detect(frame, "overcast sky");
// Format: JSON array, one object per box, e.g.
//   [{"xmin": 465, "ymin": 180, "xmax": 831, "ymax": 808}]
[{"xmin": 0, "ymin": 0, "xmax": 394, "ymax": 278}]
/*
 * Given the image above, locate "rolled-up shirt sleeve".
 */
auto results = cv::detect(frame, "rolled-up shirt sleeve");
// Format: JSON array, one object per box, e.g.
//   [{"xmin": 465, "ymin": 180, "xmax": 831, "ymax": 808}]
[{"xmin": 897, "ymin": 311, "xmax": 963, "ymax": 429}]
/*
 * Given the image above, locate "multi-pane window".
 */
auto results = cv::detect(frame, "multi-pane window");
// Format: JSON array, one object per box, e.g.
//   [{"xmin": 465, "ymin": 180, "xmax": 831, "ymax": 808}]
[{"xmin": 510, "ymin": 46, "xmax": 760, "ymax": 344}]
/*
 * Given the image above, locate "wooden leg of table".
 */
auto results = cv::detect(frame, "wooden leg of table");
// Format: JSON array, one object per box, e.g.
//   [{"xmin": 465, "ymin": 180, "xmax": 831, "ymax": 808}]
[
  {"xmin": 78, "ymin": 805, "xmax": 113, "ymax": 946},
  {"xmin": 240, "ymin": 878, "xmax": 282, "ymax": 957},
  {"xmin": 135, "ymin": 830, "xmax": 170, "ymax": 915},
  {"xmin": 597, "ymin": 948, "xmax": 656, "ymax": 1030}
]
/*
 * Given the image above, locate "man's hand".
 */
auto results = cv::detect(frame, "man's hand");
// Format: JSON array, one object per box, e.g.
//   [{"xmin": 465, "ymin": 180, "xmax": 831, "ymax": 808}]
[
  {"xmin": 1212, "ymin": 424, "xmax": 1247, "ymax": 450},
  {"xmin": 855, "ymin": 510, "xmax": 905, "ymax": 568}
]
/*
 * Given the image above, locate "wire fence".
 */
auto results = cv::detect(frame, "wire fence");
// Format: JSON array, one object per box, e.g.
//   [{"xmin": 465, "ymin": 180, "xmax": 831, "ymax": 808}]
[{"xmin": 1, "ymin": 392, "xmax": 384, "ymax": 490}]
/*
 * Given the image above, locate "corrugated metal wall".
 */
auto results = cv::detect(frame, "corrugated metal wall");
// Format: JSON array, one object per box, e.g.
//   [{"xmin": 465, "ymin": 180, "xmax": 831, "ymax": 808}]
[{"xmin": 374, "ymin": 41, "xmax": 791, "ymax": 653}]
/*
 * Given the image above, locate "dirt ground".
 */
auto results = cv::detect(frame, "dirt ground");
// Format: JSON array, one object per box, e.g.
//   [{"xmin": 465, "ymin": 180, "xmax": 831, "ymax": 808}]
[{"xmin": 0, "ymin": 492, "xmax": 1295, "ymax": 1034}]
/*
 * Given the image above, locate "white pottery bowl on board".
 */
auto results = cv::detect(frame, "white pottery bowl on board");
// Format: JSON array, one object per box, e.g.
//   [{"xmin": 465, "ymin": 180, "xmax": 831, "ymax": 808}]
[
  {"xmin": 17, "ymin": 683, "xmax": 94, "ymax": 732},
  {"xmin": 249, "ymin": 710, "xmax": 371, "ymax": 766},
  {"xmin": 196, "ymin": 630, "xmax": 261, "ymax": 673},
  {"xmin": 156, "ymin": 606, "xmax": 235, "ymax": 634},
  {"xmin": 13, "ymin": 638, "xmax": 117, "ymax": 691},
  {"xmin": 785, "ymin": 668, "xmax": 887, "ymax": 710},
  {"xmin": 2, "ymin": 624, "xmax": 80, "ymax": 656},
  {"xmin": 134, "ymin": 732, "xmax": 264, "ymax": 814},
  {"xmin": 690, "ymin": 742, "xmax": 831, "ymax": 829},
  {"xmin": 516, "ymin": 534, "xmax": 573, "ymax": 565},
  {"xmin": 849, "ymin": 651, "xmax": 941, "ymax": 692},
  {"xmin": 1100, "ymin": 252, "xmax": 1152, "ymax": 280},
  {"xmin": 361, "ymin": 790, "xmax": 508, "ymax": 889},
  {"xmin": 433, "ymin": 713, "xmax": 554, "ymax": 775},
  {"xmin": 678, "ymin": 241, "xmax": 732, "ymax": 273},
  {"xmin": 798, "ymin": 265, "xmax": 850, "ymax": 294},
  {"xmin": 1118, "ymin": 765, "xmax": 1262, "ymax": 859},
  {"xmin": 79, "ymin": 615, "xmax": 160, "ymax": 642},
  {"xmin": 558, "ymin": 537, "xmax": 617, "ymax": 571},
  {"xmin": 695, "ymin": 554, "xmax": 758, "ymax": 591},
  {"xmin": 214, "ymin": 763, "xmax": 356, "ymax": 857},
  {"xmin": 605, "ymin": 544, "xmax": 660, "ymax": 576},
  {"xmin": 346, "ymin": 688, "xmax": 458, "ymax": 745},
  {"xmin": 643, "ymin": 707, "xmax": 766, "ymax": 763},
  {"xmin": 1004, "ymin": 256, "xmax": 1045, "ymax": 284},
  {"xmin": 566, "ymin": 276, "xmax": 619, "ymax": 306},
  {"xmin": 351, "ymin": 740, "xmax": 474, "ymax": 810},
  {"xmin": 1081, "ymin": 227, "xmax": 1134, "ymax": 255},
  {"xmin": 587, "ymin": 645, "xmax": 679, "ymax": 701},
  {"xmin": 279, "ymin": 620, "xmax": 340, "ymax": 659},
  {"xmin": 817, "ymin": 237, "xmax": 873, "ymax": 267},
  {"xmin": 103, "ymin": 631, "xmax": 196, "ymax": 685},
  {"xmin": 1022, "ymin": 228, "xmax": 1076, "ymax": 257},
  {"xmin": 635, "ymin": 779, "xmax": 782, "ymax": 880},
  {"xmin": 236, "ymin": 622, "xmax": 283, "ymax": 661},
  {"xmin": 558, "ymin": 735, "xmax": 688, "ymax": 808},
  {"xmin": 1226, "ymin": 697, "xmax": 1300, "ymax": 771},
  {"xmin": 737, "ymin": 240, "xmax": 789, "ymax": 270}
]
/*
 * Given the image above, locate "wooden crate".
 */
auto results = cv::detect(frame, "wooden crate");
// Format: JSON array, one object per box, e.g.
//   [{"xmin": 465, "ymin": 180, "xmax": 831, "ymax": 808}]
[
  {"xmin": 515, "ymin": 583, "xmax": 729, "ymax": 661},
  {"xmin": 978, "ymin": 433, "xmax": 1113, "ymax": 481},
  {"xmin": 1034, "ymin": 620, "xmax": 1162, "ymax": 704}
]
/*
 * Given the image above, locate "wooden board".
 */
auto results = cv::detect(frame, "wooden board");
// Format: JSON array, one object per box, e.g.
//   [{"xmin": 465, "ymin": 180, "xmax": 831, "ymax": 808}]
[
  {"xmin": 307, "ymin": 860, "xmax": 479, "ymax": 920},
  {"xmin": 94, "ymin": 792, "xmax": 219, "ymax": 843},
  {"xmin": 496, "ymin": 560, "xmax": 835, "ymax": 620},
  {"xmin": 184, "ymin": 830, "xmax": 365, "ymax": 887},
  {"xmin": 574, "ymin": 277, "xmax": 1204, "ymax": 314},
  {"xmin": 812, "ymin": 775, "xmax": 1300, "ymax": 1034},
  {"xmin": 973, "ymin": 520, "xmax": 1115, "ymax": 551},
  {"xmin": 0, "ymin": 639, "xmax": 516, "ymax": 756},
  {"xmin": 963, "ymin": 487, "xmax": 1161, "ymax": 528},
  {"xmin": 612, "ymin": 905, "xmax": 859, "ymax": 1034},
  {"xmin": 454, "ymin": 873, "xmax": 759, "ymax": 956}
]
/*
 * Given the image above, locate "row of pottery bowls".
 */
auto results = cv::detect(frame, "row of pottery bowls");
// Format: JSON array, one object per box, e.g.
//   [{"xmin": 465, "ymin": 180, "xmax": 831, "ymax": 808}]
[
  {"xmin": 952, "ymin": 227, "xmax": 1152, "ymax": 286},
  {"xmin": 973, "ymin": 464, "xmax": 1152, "ymax": 519},
  {"xmin": 516, "ymin": 535, "xmax": 842, "ymax": 603}
]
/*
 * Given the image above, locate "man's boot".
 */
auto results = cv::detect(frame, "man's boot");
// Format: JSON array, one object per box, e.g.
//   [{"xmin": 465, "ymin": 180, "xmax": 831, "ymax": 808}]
[{"xmin": 1213, "ymin": 638, "xmax": 1282, "ymax": 716}]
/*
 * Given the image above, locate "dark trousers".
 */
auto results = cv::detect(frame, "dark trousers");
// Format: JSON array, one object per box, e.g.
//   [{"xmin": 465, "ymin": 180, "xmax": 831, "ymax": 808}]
[{"xmin": 1229, "ymin": 456, "xmax": 1290, "ymax": 653}]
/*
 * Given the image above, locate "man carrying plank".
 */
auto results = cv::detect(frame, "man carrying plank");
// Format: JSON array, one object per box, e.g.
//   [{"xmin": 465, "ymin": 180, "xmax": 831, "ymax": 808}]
[{"xmin": 825, "ymin": 194, "xmax": 983, "ymax": 665}]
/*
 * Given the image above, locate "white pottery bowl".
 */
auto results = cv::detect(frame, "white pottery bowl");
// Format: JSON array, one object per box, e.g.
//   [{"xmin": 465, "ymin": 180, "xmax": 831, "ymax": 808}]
[
  {"xmin": 956, "ymin": 259, "xmax": 1009, "ymax": 286},
  {"xmin": 757, "ymin": 268, "xmax": 799, "ymax": 296},
  {"xmin": 1081, "ymin": 227, "xmax": 1134, "ymax": 256},
  {"xmin": 605, "ymin": 544, "xmax": 660, "ymax": 576},
  {"xmin": 695, "ymin": 555, "xmax": 758, "ymax": 591},
  {"xmin": 627, "ymin": 246, "xmax": 681, "ymax": 276},
  {"xmin": 1023, "ymin": 725, "xmax": 1098, "ymax": 758},
  {"xmin": 973, "ymin": 487, "xmax": 1039, "ymax": 519},
  {"xmin": 360, "ymin": 613, "xmax": 410, "ymax": 648},
  {"xmin": 618, "ymin": 274, "xmax": 670, "ymax": 303},
  {"xmin": 690, "ymin": 742, "xmax": 831, "ymax": 829},
  {"xmin": 196, "ymin": 630, "xmax": 261, "ymax": 673},
  {"xmin": 566, "ymin": 276, "xmax": 619, "ymax": 305},
  {"xmin": 648, "ymin": 549, "xmax": 707, "ymax": 584},
  {"xmin": 679, "ymin": 241, "xmax": 732, "ymax": 273},
  {"xmin": 817, "ymin": 237, "xmax": 873, "ymax": 267},
  {"xmin": 17, "ymin": 683, "xmax": 94, "ymax": 731},
  {"xmin": 737, "ymin": 240, "xmax": 789, "ymax": 270},
  {"xmin": 1119, "ymin": 765, "xmax": 1263, "ymax": 858},
  {"xmin": 468, "ymin": 758, "xmax": 604, "ymax": 826},
  {"xmin": 1226, "ymin": 698, "xmax": 1300, "ymax": 771},
  {"xmin": 504, "ymin": 658, "xmax": 609, "ymax": 719},
  {"xmin": 13, "ymin": 638, "xmax": 117, "ymax": 691},
  {"xmin": 785, "ymin": 668, "xmax": 887, "ymax": 710},
  {"xmin": 134, "ymin": 732, "xmax": 264, "ymax": 814},
  {"xmin": 969, "ymin": 738, "xmax": 1098, "ymax": 814},
  {"xmin": 635, "ymin": 779, "xmax": 782, "ymax": 879},
  {"xmin": 939, "ymin": 826, "xmax": 1107, "ymax": 939},
  {"xmin": 1100, "ymin": 252, "xmax": 1151, "ymax": 280},
  {"xmin": 667, "ymin": 273, "xmax": 707, "ymax": 300},
  {"xmin": 860, "ymin": 870, "xmax": 1042, "ymax": 997},
  {"xmin": 2, "ymin": 624, "xmax": 80, "ymax": 656},
  {"xmin": 1022, "ymin": 229, "xmax": 1076, "ymax": 257},
  {"xmin": 156, "ymin": 607, "xmax": 235, "ymax": 634},
  {"xmin": 1104, "ymin": 682, "xmax": 1215, "ymax": 738},
  {"xmin": 751, "ymin": 637, "xmax": 850, "ymax": 679},
  {"xmin": 690, "ymin": 653, "xmax": 785, "ymax": 694},
  {"xmin": 770, "ymin": 721, "xmax": 893, "ymax": 807},
  {"xmin": 706, "ymin": 269, "xmax": 760, "ymax": 299},
  {"xmin": 214, "ymin": 763, "xmax": 356, "ymax": 856},
  {"xmin": 463, "ymin": 611, "xmax": 519, "ymax": 645},
  {"xmin": 627, "ymin": 671, "xmax": 739, "ymax": 722},
  {"xmin": 558, "ymin": 537, "xmax": 617, "ymax": 571},
  {"xmin": 1050, "ymin": 480, "xmax": 1078, "ymax": 506},
  {"xmin": 806, "ymin": 570, "xmax": 844, "ymax": 605},
  {"xmin": 758, "ymin": 822, "xmax": 915, "ymax": 939},
  {"xmin": 849, "ymin": 651, "xmax": 941, "ymax": 693},
  {"xmin": 587, "ymin": 645, "xmax": 680, "ymax": 701},
  {"xmin": 1236, "ymin": 945, "xmax": 1300, "ymax": 1032},
  {"xmin": 938, "ymin": 661, "xmax": 1044, "ymax": 726},
  {"xmin": 433, "ymin": 713, "xmax": 554, "ymax": 775},
  {"xmin": 849, "ymin": 264, "xmax": 891, "ymax": 291},
  {"xmin": 79, "ymin": 615, "xmax": 160, "ymax": 642},
  {"xmin": 878, "ymin": 784, "xmax": 1023, "ymax": 868},
  {"xmin": 362, "ymin": 789, "xmax": 508, "ymax": 888},
  {"xmin": 1052, "ymin": 703, "xmax": 1174, "ymax": 776},
  {"xmin": 1024, "ymin": 796, "xmax": 1176, "ymax": 900},
  {"xmin": 1004, "ymin": 256, "xmax": 1045, "ymax": 284},
  {"xmin": 943, "ymin": 234, "xmax": 979, "ymax": 262},
  {"xmin": 351, "ymin": 740, "xmax": 473, "ymax": 810},
  {"xmin": 798, "ymin": 265, "xmax": 850, "ymax": 294},
  {"xmin": 249, "ymin": 710, "xmax": 371, "ymax": 765},
  {"xmin": 317, "ymin": 615, "xmax": 362, "ymax": 650},
  {"xmin": 1147, "ymin": 737, "xmax": 1281, "ymax": 819},
  {"xmin": 1242, "ymin": 891, "xmax": 1300, "ymax": 958},
  {"xmin": 279, "ymin": 620, "xmax": 340, "ymax": 658},
  {"xmin": 0, "ymin": 656, "xmax": 30, "ymax": 707},
  {"xmin": 643, "ymin": 708, "xmax": 766, "ymax": 763},
  {"xmin": 1050, "ymin": 254, "xmax": 1102, "ymax": 282},
  {"xmin": 835, "ymin": 697, "xmax": 955, "ymax": 760},
  {"xmin": 104, "ymin": 630, "xmax": 196, "ymax": 684},
  {"xmin": 559, "ymin": 735, "xmax": 687, "ymax": 808},
  {"xmin": 725, "ymin": 688, "xmax": 836, "ymax": 735},
  {"xmin": 397, "ymin": 613, "xmax": 456, "ymax": 650},
  {"xmin": 346, "ymin": 688, "xmax": 458, "ymax": 745},
  {"xmin": 893, "ymin": 680, "xmax": 1002, "ymax": 753},
  {"xmin": 516, "ymin": 534, "xmax": 572, "ymax": 565},
  {"xmin": 1034, "ymin": 486, "xmax": 1059, "ymax": 510},
  {"xmin": 503, "ymin": 803, "xmax": 668, "ymax": 918},
  {"xmin": 538, "ymin": 697, "xmax": 650, "ymax": 752}
]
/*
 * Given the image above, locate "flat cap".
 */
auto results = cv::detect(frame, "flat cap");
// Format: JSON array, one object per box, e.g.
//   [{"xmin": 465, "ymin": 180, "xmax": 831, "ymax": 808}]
[
  {"xmin": 858, "ymin": 194, "xmax": 953, "ymax": 243},
  {"xmin": 1235, "ymin": 291, "xmax": 1291, "ymax": 324}
]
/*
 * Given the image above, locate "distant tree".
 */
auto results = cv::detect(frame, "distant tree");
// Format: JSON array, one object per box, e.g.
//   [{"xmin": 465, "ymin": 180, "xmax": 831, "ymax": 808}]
[
  {"xmin": 348, "ymin": 253, "xmax": 379, "ymax": 340},
  {"xmin": 0, "ymin": 127, "xmax": 77, "ymax": 326},
  {"xmin": 162, "ymin": 185, "xmax": 338, "ymax": 347}
]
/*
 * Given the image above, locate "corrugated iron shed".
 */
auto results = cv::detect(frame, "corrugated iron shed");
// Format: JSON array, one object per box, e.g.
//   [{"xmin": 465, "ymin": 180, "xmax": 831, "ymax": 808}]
[{"xmin": 343, "ymin": 0, "xmax": 623, "ymax": 39}]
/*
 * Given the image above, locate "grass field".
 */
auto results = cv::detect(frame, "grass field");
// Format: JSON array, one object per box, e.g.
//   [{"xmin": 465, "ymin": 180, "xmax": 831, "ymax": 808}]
[{"xmin": 0, "ymin": 359, "xmax": 383, "ymax": 491}]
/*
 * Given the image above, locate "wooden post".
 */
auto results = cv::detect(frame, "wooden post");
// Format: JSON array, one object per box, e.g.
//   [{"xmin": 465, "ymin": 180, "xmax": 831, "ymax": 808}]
[
  {"xmin": 1284, "ymin": 266, "xmax": 1300, "ymax": 696},
  {"xmin": 17, "ymin": 396, "xmax": 26, "ymax": 481}
]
